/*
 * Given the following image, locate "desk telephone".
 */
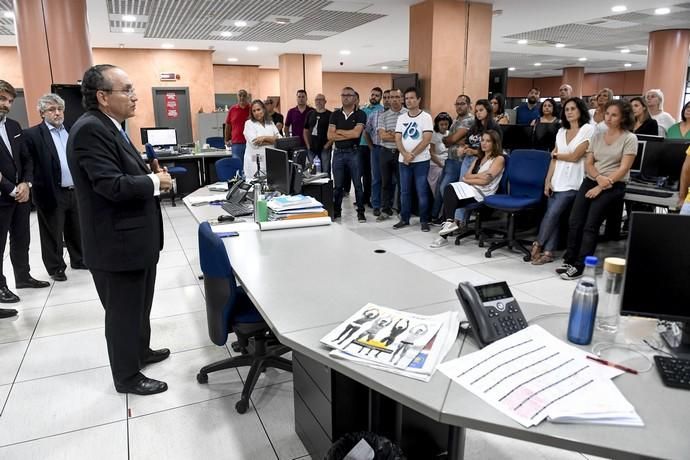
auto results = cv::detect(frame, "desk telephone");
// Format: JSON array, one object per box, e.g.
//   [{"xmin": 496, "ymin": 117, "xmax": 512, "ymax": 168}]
[
  {"xmin": 456, "ymin": 281, "xmax": 528, "ymax": 348},
  {"xmin": 225, "ymin": 179, "xmax": 252, "ymax": 204}
]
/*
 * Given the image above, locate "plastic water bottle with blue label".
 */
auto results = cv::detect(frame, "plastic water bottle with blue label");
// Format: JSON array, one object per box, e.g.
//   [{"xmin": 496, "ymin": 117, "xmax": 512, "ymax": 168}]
[
  {"xmin": 567, "ymin": 256, "xmax": 599, "ymax": 345},
  {"xmin": 313, "ymin": 155, "xmax": 322, "ymax": 174}
]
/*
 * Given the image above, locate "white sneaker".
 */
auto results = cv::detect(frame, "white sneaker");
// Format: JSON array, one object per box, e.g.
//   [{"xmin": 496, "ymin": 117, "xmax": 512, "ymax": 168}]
[
  {"xmin": 439, "ymin": 221, "xmax": 458, "ymax": 237},
  {"xmin": 429, "ymin": 237, "xmax": 449, "ymax": 248}
]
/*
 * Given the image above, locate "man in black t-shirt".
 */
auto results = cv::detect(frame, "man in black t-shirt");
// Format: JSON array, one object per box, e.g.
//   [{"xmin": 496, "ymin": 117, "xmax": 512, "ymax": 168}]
[
  {"xmin": 327, "ymin": 86, "xmax": 367, "ymax": 221},
  {"xmin": 265, "ymin": 98, "xmax": 284, "ymax": 135},
  {"xmin": 303, "ymin": 93, "xmax": 332, "ymax": 175}
]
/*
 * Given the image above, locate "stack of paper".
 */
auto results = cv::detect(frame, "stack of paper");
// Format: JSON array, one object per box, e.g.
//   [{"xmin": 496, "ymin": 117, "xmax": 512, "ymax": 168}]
[
  {"xmin": 267, "ymin": 194, "xmax": 328, "ymax": 221},
  {"xmin": 438, "ymin": 325, "xmax": 643, "ymax": 427},
  {"xmin": 321, "ymin": 303, "xmax": 461, "ymax": 382}
]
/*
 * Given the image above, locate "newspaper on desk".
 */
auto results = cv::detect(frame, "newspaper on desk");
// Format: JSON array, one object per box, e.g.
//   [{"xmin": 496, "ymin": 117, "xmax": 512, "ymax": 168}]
[
  {"xmin": 438, "ymin": 325, "xmax": 643, "ymax": 428},
  {"xmin": 321, "ymin": 303, "xmax": 461, "ymax": 382}
]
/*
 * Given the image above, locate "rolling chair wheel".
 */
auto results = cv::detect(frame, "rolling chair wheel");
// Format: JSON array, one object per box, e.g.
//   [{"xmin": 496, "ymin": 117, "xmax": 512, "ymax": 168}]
[
  {"xmin": 196, "ymin": 372, "xmax": 208, "ymax": 384},
  {"xmin": 523, "ymin": 255, "xmax": 532, "ymax": 262},
  {"xmin": 478, "ymin": 241, "xmax": 485, "ymax": 248},
  {"xmin": 235, "ymin": 398, "xmax": 249, "ymax": 414},
  {"xmin": 454, "ymin": 239, "xmax": 460, "ymax": 246},
  {"xmin": 484, "ymin": 251, "xmax": 492, "ymax": 258}
]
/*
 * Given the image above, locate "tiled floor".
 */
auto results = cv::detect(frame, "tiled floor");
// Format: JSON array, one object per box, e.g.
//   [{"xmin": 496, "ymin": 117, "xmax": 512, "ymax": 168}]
[{"xmin": 0, "ymin": 198, "xmax": 623, "ymax": 459}]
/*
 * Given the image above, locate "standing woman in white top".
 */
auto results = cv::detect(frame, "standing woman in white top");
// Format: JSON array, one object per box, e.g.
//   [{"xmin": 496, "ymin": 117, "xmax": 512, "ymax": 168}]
[
  {"xmin": 645, "ymin": 88, "xmax": 676, "ymax": 135},
  {"xmin": 531, "ymin": 98, "xmax": 594, "ymax": 265},
  {"xmin": 588, "ymin": 88, "xmax": 612, "ymax": 134},
  {"xmin": 243, "ymin": 100, "xmax": 281, "ymax": 180}
]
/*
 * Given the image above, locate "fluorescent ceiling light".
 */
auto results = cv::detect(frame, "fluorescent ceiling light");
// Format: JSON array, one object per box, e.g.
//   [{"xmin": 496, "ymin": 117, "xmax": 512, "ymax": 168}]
[
  {"xmin": 3, "ymin": 11, "xmax": 14, "ymax": 19},
  {"xmin": 161, "ymin": 43, "xmax": 174, "ymax": 49},
  {"xmin": 220, "ymin": 31, "xmax": 232, "ymax": 37},
  {"xmin": 624, "ymin": 63, "xmax": 632, "ymax": 67},
  {"xmin": 555, "ymin": 43, "xmax": 566, "ymax": 48},
  {"xmin": 654, "ymin": 7, "xmax": 670, "ymax": 15},
  {"xmin": 578, "ymin": 57, "xmax": 587, "ymax": 61},
  {"xmin": 246, "ymin": 45, "xmax": 259, "ymax": 51},
  {"xmin": 620, "ymin": 48, "xmax": 631, "ymax": 53},
  {"xmin": 508, "ymin": 67, "xmax": 516, "ymax": 71},
  {"xmin": 234, "ymin": 20, "xmax": 248, "ymax": 27},
  {"xmin": 227, "ymin": 58, "xmax": 238, "ymax": 62},
  {"xmin": 122, "ymin": 15, "xmax": 136, "ymax": 22},
  {"xmin": 339, "ymin": 50, "xmax": 351, "ymax": 55},
  {"xmin": 517, "ymin": 39, "xmax": 528, "ymax": 45},
  {"xmin": 122, "ymin": 27, "xmax": 134, "ymax": 33},
  {"xmin": 381, "ymin": 66, "xmax": 388, "ymax": 70},
  {"xmin": 611, "ymin": 5, "xmax": 627, "ymax": 12},
  {"xmin": 534, "ymin": 62, "xmax": 542, "ymax": 66}
]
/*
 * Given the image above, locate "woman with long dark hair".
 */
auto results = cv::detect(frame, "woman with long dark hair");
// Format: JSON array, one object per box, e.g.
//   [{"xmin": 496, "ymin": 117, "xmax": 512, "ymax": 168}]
[
  {"xmin": 459, "ymin": 99, "xmax": 500, "ymax": 180},
  {"xmin": 630, "ymin": 96, "xmax": 659, "ymax": 136},
  {"xmin": 243, "ymin": 99, "xmax": 281, "ymax": 179}
]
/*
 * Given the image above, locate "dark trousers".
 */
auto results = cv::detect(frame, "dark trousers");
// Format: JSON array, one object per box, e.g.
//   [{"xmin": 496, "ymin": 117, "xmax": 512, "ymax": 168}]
[
  {"xmin": 565, "ymin": 178, "xmax": 626, "ymax": 270},
  {"xmin": 333, "ymin": 148, "xmax": 364, "ymax": 213},
  {"xmin": 0, "ymin": 201, "xmax": 31, "ymax": 287},
  {"xmin": 442, "ymin": 185, "xmax": 478, "ymax": 223},
  {"xmin": 92, "ymin": 264, "xmax": 157, "ymax": 385},
  {"xmin": 36, "ymin": 188, "xmax": 83, "ymax": 275},
  {"xmin": 379, "ymin": 147, "xmax": 399, "ymax": 214},
  {"xmin": 359, "ymin": 145, "xmax": 372, "ymax": 206}
]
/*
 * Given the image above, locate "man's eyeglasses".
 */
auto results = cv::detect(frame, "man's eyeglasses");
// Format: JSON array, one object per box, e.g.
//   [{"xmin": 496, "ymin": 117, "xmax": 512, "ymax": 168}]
[{"xmin": 101, "ymin": 88, "xmax": 136, "ymax": 97}]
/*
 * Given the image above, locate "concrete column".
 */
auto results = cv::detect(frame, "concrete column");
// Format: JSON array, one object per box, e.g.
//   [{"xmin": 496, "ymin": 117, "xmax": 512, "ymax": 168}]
[
  {"xmin": 408, "ymin": 0, "xmax": 492, "ymax": 116},
  {"xmin": 14, "ymin": 0, "xmax": 92, "ymax": 125},
  {"xmin": 279, "ymin": 54, "xmax": 322, "ymax": 109},
  {"xmin": 562, "ymin": 67, "xmax": 585, "ymax": 98},
  {"xmin": 643, "ymin": 29, "xmax": 690, "ymax": 120}
]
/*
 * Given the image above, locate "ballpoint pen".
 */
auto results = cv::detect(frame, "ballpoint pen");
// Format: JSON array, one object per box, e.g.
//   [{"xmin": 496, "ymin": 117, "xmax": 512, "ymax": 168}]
[{"xmin": 586, "ymin": 355, "xmax": 639, "ymax": 375}]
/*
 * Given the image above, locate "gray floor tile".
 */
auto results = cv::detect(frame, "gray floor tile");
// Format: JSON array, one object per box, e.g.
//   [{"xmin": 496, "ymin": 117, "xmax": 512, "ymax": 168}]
[
  {"xmin": 32, "ymin": 299, "xmax": 104, "ymax": 338},
  {"xmin": 0, "ymin": 421, "xmax": 128, "ymax": 460},
  {"xmin": 150, "ymin": 310, "xmax": 214, "ymax": 353},
  {"xmin": 150, "ymin": 284, "xmax": 205, "ymax": 319},
  {"xmin": 0, "ymin": 367, "xmax": 126, "ymax": 446},
  {"xmin": 0, "ymin": 340, "xmax": 28, "ymax": 385},
  {"xmin": 0, "ymin": 383, "xmax": 9, "ymax": 410},
  {"xmin": 128, "ymin": 395, "xmax": 277, "ymax": 460},
  {"xmin": 154, "ymin": 265, "xmax": 199, "ymax": 291},
  {"xmin": 0, "ymin": 307, "xmax": 42, "ymax": 344}
]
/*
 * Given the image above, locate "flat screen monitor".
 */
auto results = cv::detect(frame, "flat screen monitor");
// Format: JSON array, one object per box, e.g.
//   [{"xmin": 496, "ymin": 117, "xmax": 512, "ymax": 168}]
[
  {"xmin": 620, "ymin": 213, "xmax": 690, "ymax": 356},
  {"xmin": 631, "ymin": 141, "xmax": 647, "ymax": 173},
  {"xmin": 266, "ymin": 147, "xmax": 291, "ymax": 194},
  {"xmin": 635, "ymin": 133, "xmax": 664, "ymax": 143},
  {"xmin": 500, "ymin": 124, "xmax": 533, "ymax": 151},
  {"xmin": 640, "ymin": 140, "xmax": 689, "ymax": 186},
  {"xmin": 275, "ymin": 136, "xmax": 302, "ymax": 152},
  {"xmin": 141, "ymin": 127, "xmax": 177, "ymax": 148}
]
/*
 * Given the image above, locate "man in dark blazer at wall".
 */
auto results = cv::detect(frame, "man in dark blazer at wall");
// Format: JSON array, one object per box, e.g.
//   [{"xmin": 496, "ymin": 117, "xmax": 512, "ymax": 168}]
[
  {"xmin": 0, "ymin": 80, "xmax": 50, "ymax": 312},
  {"xmin": 25, "ymin": 93, "xmax": 86, "ymax": 282},
  {"xmin": 67, "ymin": 65, "xmax": 173, "ymax": 395}
]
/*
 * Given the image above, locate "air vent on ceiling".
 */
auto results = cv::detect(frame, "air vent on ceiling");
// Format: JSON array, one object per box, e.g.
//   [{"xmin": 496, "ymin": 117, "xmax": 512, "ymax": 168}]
[{"xmin": 580, "ymin": 19, "xmax": 638, "ymax": 29}]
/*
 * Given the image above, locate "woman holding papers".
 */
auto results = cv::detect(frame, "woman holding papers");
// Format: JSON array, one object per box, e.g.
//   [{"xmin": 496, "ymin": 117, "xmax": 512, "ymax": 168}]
[
  {"xmin": 243, "ymin": 100, "xmax": 281, "ymax": 180},
  {"xmin": 530, "ymin": 97, "xmax": 593, "ymax": 265},
  {"xmin": 430, "ymin": 130, "xmax": 505, "ymax": 248}
]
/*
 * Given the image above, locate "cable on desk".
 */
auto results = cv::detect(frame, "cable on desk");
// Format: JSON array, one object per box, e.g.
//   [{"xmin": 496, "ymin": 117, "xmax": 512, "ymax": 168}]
[
  {"xmin": 591, "ymin": 342, "xmax": 654, "ymax": 373},
  {"xmin": 526, "ymin": 311, "xmax": 569, "ymax": 323}
]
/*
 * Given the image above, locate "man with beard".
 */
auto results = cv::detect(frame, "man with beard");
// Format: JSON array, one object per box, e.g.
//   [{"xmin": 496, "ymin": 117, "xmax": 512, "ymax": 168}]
[
  {"xmin": 359, "ymin": 87, "xmax": 384, "ymax": 210},
  {"xmin": 515, "ymin": 87, "xmax": 541, "ymax": 125},
  {"xmin": 0, "ymin": 80, "xmax": 49, "ymax": 307}
]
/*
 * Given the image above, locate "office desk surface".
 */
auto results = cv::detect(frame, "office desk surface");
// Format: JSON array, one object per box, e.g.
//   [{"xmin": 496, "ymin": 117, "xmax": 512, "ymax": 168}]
[
  {"xmin": 625, "ymin": 182, "xmax": 679, "ymax": 209},
  {"xmin": 184, "ymin": 188, "xmax": 688, "ymax": 460}
]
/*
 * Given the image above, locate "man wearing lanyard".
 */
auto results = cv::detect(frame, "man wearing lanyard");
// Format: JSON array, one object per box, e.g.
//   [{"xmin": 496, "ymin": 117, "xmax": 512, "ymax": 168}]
[
  {"xmin": 25, "ymin": 94, "xmax": 86, "ymax": 282},
  {"xmin": 328, "ymin": 87, "xmax": 367, "ymax": 222},
  {"xmin": 0, "ymin": 80, "xmax": 49, "ymax": 309}
]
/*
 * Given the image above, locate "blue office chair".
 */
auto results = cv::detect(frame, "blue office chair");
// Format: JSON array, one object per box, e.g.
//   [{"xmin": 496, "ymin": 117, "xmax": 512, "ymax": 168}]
[
  {"xmin": 144, "ymin": 143, "xmax": 188, "ymax": 206},
  {"xmin": 215, "ymin": 157, "xmax": 243, "ymax": 181},
  {"xmin": 206, "ymin": 136, "xmax": 225, "ymax": 149},
  {"xmin": 482, "ymin": 150, "xmax": 550, "ymax": 260},
  {"xmin": 196, "ymin": 222, "xmax": 292, "ymax": 414}
]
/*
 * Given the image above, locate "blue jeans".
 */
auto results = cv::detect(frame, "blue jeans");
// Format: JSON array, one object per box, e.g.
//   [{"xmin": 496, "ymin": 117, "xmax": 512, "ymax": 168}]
[
  {"xmin": 459, "ymin": 155, "xmax": 477, "ymax": 180},
  {"xmin": 432, "ymin": 158, "xmax": 461, "ymax": 219},
  {"xmin": 399, "ymin": 160, "xmax": 430, "ymax": 224},
  {"xmin": 333, "ymin": 148, "xmax": 364, "ymax": 213},
  {"xmin": 371, "ymin": 145, "xmax": 382, "ymax": 209},
  {"xmin": 536, "ymin": 190, "xmax": 577, "ymax": 252},
  {"xmin": 231, "ymin": 143, "xmax": 246, "ymax": 176},
  {"xmin": 307, "ymin": 148, "xmax": 332, "ymax": 176}
]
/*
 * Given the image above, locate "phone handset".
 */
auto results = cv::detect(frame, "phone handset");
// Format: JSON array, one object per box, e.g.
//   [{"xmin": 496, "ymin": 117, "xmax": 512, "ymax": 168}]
[{"xmin": 456, "ymin": 282, "xmax": 500, "ymax": 347}]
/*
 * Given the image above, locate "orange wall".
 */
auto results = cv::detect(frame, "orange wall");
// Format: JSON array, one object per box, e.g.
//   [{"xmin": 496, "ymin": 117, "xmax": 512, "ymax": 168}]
[
  {"xmin": 508, "ymin": 70, "xmax": 646, "ymax": 98},
  {"xmin": 0, "ymin": 46, "xmax": 24, "ymax": 92},
  {"xmin": 92, "ymin": 48, "xmax": 216, "ymax": 148},
  {"xmin": 322, "ymin": 72, "xmax": 392, "ymax": 110}
]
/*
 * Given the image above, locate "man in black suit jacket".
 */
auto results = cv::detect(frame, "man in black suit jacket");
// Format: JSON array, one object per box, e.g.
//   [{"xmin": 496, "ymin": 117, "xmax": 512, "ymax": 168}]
[
  {"xmin": 25, "ymin": 93, "xmax": 86, "ymax": 282},
  {"xmin": 0, "ymin": 80, "xmax": 50, "ymax": 310},
  {"xmin": 67, "ymin": 65, "xmax": 173, "ymax": 395}
]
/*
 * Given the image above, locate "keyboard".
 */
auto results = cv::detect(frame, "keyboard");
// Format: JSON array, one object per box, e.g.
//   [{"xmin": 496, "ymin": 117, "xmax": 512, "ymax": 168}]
[
  {"xmin": 654, "ymin": 355, "xmax": 690, "ymax": 390},
  {"xmin": 626, "ymin": 187, "xmax": 673, "ymax": 198},
  {"xmin": 221, "ymin": 201, "xmax": 253, "ymax": 217}
]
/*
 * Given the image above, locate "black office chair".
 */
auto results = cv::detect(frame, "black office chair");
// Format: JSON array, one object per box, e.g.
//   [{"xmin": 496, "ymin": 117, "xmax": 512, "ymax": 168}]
[{"xmin": 196, "ymin": 222, "xmax": 292, "ymax": 414}]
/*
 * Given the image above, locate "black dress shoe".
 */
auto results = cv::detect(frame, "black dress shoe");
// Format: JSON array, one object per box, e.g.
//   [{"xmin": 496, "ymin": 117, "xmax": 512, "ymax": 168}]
[
  {"xmin": 142, "ymin": 348, "xmax": 171, "ymax": 365},
  {"xmin": 0, "ymin": 286, "xmax": 20, "ymax": 303},
  {"xmin": 15, "ymin": 277, "xmax": 50, "ymax": 289},
  {"xmin": 0, "ymin": 307, "xmax": 18, "ymax": 318},
  {"xmin": 115, "ymin": 376, "xmax": 168, "ymax": 395},
  {"xmin": 51, "ymin": 270, "xmax": 67, "ymax": 282},
  {"xmin": 71, "ymin": 262, "xmax": 88, "ymax": 270}
]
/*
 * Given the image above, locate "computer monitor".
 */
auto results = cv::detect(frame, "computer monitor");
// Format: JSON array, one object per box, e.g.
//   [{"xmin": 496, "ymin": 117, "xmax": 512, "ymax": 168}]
[
  {"xmin": 500, "ymin": 124, "xmax": 533, "ymax": 151},
  {"xmin": 275, "ymin": 136, "xmax": 302, "ymax": 152},
  {"xmin": 265, "ymin": 147, "xmax": 291, "ymax": 194},
  {"xmin": 140, "ymin": 127, "xmax": 178, "ymax": 148},
  {"xmin": 630, "ymin": 141, "xmax": 647, "ymax": 174},
  {"xmin": 620, "ymin": 213, "xmax": 690, "ymax": 357},
  {"xmin": 640, "ymin": 140, "xmax": 689, "ymax": 187}
]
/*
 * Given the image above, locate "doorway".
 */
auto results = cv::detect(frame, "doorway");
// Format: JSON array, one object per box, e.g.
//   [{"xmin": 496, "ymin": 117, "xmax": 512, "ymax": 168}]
[{"xmin": 152, "ymin": 87, "xmax": 193, "ymax": 144}]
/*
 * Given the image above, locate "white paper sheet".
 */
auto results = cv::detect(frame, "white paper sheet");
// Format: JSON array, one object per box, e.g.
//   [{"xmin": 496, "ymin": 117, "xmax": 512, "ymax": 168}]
[
  {"xmin": 186, "ymin": 193, "xmax": 227, "ymax": 205},
  {"xmin": 258, "ymin": 217, "xmax": 331, "ymax": 231}
]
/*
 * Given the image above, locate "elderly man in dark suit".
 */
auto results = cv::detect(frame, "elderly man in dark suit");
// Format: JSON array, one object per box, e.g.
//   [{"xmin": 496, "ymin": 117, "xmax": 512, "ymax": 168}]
[
  {"xmin": 67, "ymin": 65, "xmax": 173, "ymax": 395},
  {"xmin": 25, "ymin": 93, "xmax": 86, "ymax": 282},
  {"xmin": 0, "ymin": 80, "xmax": 49, "ymax": 311}
]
